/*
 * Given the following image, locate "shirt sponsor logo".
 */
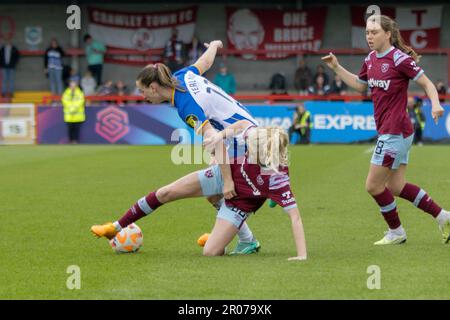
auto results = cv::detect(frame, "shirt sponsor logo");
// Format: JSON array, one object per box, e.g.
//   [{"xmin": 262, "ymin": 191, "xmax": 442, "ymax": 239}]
[
  {"xmin": 367, "ymin": 78, "xmax": 391, "ymax": 91},
  {"xmin": 240, "ymin": 164, "xmax": 261, "ymax": 196}
]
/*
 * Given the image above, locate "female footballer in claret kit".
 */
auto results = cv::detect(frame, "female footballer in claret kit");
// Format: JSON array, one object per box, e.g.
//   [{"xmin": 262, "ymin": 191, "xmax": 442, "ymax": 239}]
[
  {"xmin": 322, "ymin": 14, "xmax": 450, "ymax": 245},
  {"xmin": 91, "ymin": 122, "xmax": 307, "ymax": 260}
]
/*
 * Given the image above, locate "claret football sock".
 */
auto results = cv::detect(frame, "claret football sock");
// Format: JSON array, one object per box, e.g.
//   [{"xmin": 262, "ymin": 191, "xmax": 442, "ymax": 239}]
[
  {"xmin": 118, "ymin": 191, "xmax": 162, "ymax": 228},
  {"xmin": 372, "ymin": 188, "xmax": 401, "ymax": 229},
  {"xmin": 399, "ymin": 183, "xmax": 442, "ymax": 218}
]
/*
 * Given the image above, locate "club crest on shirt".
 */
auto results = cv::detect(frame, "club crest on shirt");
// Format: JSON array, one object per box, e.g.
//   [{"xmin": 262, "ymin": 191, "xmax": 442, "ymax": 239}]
[
  {"xmin": 185, "ymin": 114, "xmax": 198, "ymax": 129},
  {"xmin": 256, "ymin": 175, "xmax": 264, "ymax": 186},
  {"xmin": 381, "ymin": 63, "xmax": 389, "ymax": 73}
]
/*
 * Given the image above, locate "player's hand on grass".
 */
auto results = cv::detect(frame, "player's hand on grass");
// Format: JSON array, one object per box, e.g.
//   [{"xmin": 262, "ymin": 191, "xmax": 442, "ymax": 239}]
[
  {"xmin": 321, "ymin": 52, "xmax": 339, "ymax": 71},
  {"xmin": 431, "ymin": 104, "xmax": 444, "ymax": 124},
  {"xmin": 204, "ymin": 40, "xmax": 223, "ymax": 49},
  {"xmin": 223, "ymin": 180, "xmax": 237, "ymax": 199},
  {"xmin": 288, "ymin": 256, "xmax": 307, "ymax": 261}
]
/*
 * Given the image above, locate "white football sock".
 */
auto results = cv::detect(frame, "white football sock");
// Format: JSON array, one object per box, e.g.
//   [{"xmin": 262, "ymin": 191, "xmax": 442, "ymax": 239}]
[
  {"xmin": 238, "ymin": 222, "xmax": 255, "ymax": 242},
  {"xmin": 390, "ymin": 225, "xmax": 406, "ymax": 236},
  {"xmin": 435, "ymin": 210, "xmax": 450, "ymax": 225}
]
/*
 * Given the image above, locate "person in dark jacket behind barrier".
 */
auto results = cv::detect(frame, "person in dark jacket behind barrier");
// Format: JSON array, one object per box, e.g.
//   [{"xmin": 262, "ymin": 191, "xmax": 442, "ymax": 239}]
[{"xmin": 0, "ymin": 39, "xmax": 20, "ymax": 98}]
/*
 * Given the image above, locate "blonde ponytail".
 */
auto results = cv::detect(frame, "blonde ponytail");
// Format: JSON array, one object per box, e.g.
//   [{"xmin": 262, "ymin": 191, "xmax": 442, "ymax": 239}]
[{"xmin": 247, "ymin": 126, "xmax": 289, "ymax": 171}]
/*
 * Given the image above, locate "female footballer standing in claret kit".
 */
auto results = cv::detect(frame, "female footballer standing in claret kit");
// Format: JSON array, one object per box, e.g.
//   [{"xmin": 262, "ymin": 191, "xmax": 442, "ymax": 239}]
[{"xmin": 322, "ymin": 14, "xmax": 450, "ymax": 245}]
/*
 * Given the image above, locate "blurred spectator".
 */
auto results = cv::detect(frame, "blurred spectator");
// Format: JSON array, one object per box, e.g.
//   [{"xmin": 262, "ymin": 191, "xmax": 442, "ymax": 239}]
[
  {"xmin": 435, "ymin": 80, "xmax": 447, "ymax": 103},
  {"xmin": 213, "ymin": 62, "xmax": 236, "ymax": 94},
  {"xmin": 0, "ymin": 39, "xmax": 20, "ymax": 98},
  {"xmin": 163, "ymin": 28, "xmax": 186, "ymax": 72},
  {"xmin": 84, "ymin": 34, "xmax": 106, "ymax": 86},
  {"xmin": 132, "ymin": 85, "xmax": 144, "ymax": 104},
  {"xmin": 187, "ymin": 35, "xmax": 205, "ymax": 66},
  {"xmin": 96, "ymin": 80, "xmax": 115, "ymax": 96},
  {"xmin": 308, "ymin": 74, "xmax": 330, "ymax": 96},
  {"xmin": 69, "ymin": 68, "xmax": 81, "ymax": 86},
  {"xmin": 288, "ymin": 103, "xmax": 312, "ymax": 144},
  {"xmin": 115, "ymin": 80, "xmax": 128, "ymax": 96},
  {"xmin": 62, "ymin": 80, "xmax": 85, "ymax": 144},
  {"xmin": 314, "ymin": 64, "xmax": 330, "ymax": 86},
  {"xmin": 115, "ymin": 80, "xmax": 128, "ymax": 105},
  {"xmin": 44, "ymin": 38, "xmax": 65, "ymax": 95},
  {"xmin": 132, "ymin": 86, "xmax": 141, "ymax": 96},
  {"xmin": 294, "ymin": 57, "xmax": 313, "ymax": 95},
  {"xmin": 62, "ymin": 65, "xmax": 71, "ymax": 88},
  {"xmin": 407, "ymin": 96, "xmax": 425, "ymax": 146},
  {"xmin": 81, "ymin": 71, "xmax": 97, "ymax": 96},
  {"xmin": 330, "ymin": 74, "xmax": 348, "ymax": 95},
  {"xmin": 269, "ymin": 72, "xmax": 287, "ymax": 95}
]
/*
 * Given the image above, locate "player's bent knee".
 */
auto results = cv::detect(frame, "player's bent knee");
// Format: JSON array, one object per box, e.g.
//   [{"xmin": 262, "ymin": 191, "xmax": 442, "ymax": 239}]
[
  {"xmin": 203, "ymin": 242, "xmax": 225, "ymax": 256},
  {"xmin": 365, "ymin": 181, "xmax": 383, "ymax": 196},
  {"xmin": 156, "ymin": 185, "xmax": 173, "ymax": 203},
  {"xmin": 202, "ymin": 247, "xmax": 223, "ymax": 256}
]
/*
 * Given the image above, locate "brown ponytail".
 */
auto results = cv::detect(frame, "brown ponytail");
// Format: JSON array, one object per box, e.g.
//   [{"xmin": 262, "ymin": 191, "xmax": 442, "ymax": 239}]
[
  {"xmin": 136, "ymin": 63, "xmax": 184, "ymax": 91},
  {"xmin": 369, "ymin": 15, "xmax": 421, "ymax": 63}
]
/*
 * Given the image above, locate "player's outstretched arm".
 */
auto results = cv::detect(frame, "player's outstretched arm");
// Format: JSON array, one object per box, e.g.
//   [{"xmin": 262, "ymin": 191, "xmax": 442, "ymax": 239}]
[
  {"xmin": 203, "ymin": 119, "xmax": 253, "ymax": 152},
  {"xmin": 322, "ymin": 52, "xmax": 367, "ymax": 93},
  {"xmin": 286, "ymin": 207, "xmax": 307, "ymax": 261},
  {"xmin": 416, "ymin": 73, "xmax": 444, "ymax": 124},
  {"xmin": 194, "ymin": 40, "xmax": 223, "ymax": 74}
]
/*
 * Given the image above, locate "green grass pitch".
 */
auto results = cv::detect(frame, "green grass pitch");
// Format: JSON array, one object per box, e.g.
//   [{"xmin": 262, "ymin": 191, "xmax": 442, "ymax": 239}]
[{"xmin": 1, "ymin": 144, "xmax": 449, "ymax": 299}]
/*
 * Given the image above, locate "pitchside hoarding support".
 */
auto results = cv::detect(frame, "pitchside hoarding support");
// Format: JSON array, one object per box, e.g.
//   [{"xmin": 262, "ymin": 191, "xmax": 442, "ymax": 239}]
[{"xmin": 0, "ymin": 104, "xmax": 35, "ymax": 145}]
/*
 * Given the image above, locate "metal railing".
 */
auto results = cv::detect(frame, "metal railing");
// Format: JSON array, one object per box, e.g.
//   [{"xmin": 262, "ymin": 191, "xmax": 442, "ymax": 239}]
[{"xmin": 40, "ymin": 93, "xmax": 450, "ymax": 105}]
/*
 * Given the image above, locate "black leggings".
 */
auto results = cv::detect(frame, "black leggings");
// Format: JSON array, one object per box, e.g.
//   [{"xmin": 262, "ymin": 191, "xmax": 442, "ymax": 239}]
[
  {"xmin": 67, "ymin": 122, "xmax": 82, "ymax": 143},
  {"xmin": 414, "ymin": 127, "xmax": 423, "ymax": 144}
]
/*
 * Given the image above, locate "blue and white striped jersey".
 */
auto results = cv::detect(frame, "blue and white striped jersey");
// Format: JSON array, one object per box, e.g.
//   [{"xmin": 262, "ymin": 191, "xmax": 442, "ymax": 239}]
[{"xmin": 171, "ymin": 65, "xmax": 258, "ymax": 134}]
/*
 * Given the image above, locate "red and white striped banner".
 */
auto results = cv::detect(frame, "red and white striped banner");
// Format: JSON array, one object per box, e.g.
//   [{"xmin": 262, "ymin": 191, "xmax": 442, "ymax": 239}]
[
  {"xmin": 351, "ymin": 6, "xmax": 442, "ymax": 50},
  {"xmin": 87, "ymin": 6, "xmax": 198, "ymax": 65}
]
